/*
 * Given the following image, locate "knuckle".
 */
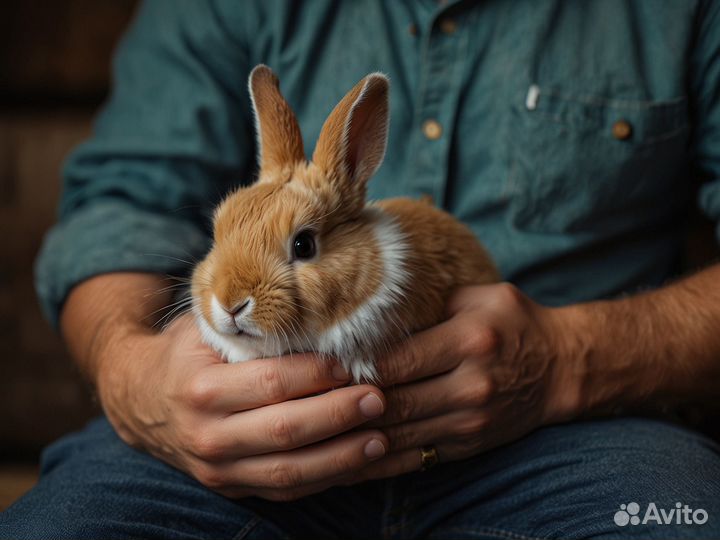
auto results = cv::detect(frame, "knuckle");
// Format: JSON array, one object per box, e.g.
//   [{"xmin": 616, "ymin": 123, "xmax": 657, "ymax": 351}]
[
  {"xmin": 307, "ymin": 356, "xmax": 329, "ymax": 382},
  {"xmin": 387, "ymin": 427, "xmax": 413, "ymax": 451},
  {"xmin": 460, "ymin": 375, "xmax": 495, "ymax": 407},
  {"xmin": 455, "ymin": 413, "xmax": 488, "ymax": 438},
  {"xmin": 327, "ymin": 400, "xmax": 355, "ymax": 429},
  {"xmin": 267, "ymin": 414, "xmax": 297, "ymax": 449},
  {"xmin": 266, "ymin": 461, "xmax": 303, "ymax": 490},
  {"xmin": 189, "ymin": 431, "xmax": 225, "ymax": 462},
  {"xmin": 496, "ymin": 282, "xmax": 524, "ymax": 308},
  {"xmin": 326, "ymin": 446, "xmax": 360, "ymax": 474},
  {"xmin": 382, "ymin": 342, "xmax": 420, "ymax": 383},
  {"xmin": 258, "ymin": 366, "xmax": 287, "ymax": 402},
  {"xmin": 186, "ymin": 373, "xmax": 218, "ymax": 409},
  {"xmin": 463, "ymin": 326, "xmax": 501, "ymax": 357},
  {"xmin": 194, "ymin": 464, "xmax": 226, "ymax": 490},
  {"xmin": 405, "ymin": 344, "xmax": 422, "ymax": 374},
  {"xmin": 393, "ymin": 391, "xmax": 417, "ymax": 421},
  {"xmin": 479, "ymin": 375, "xmax": 496, "ymax": 402},
  {"xmin": 112, "ymin": 422, "xmax": 140, "ymax": 448}
]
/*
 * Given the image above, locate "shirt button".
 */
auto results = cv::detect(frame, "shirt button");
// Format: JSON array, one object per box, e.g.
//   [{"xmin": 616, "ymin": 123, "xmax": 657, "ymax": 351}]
[
  {"xmin": 408, "ymin": 23, "xmax": 418, "ymax": 36},
  {"xmin": 422, "ymin": 119, "xmax": 443, "ymax": 140},
  {"xmin": 439, "ymin": 18, "xmax": 457, "ymax": 35},
  {"xmin": 612, "ymin": 119, "xmax": 633, "ymax": 140}
]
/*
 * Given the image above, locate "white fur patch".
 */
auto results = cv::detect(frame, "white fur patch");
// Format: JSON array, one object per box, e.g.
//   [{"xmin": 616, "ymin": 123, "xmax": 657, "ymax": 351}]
[
  {"xmin": 315, "ymin": 206, "xmax": 409, "ymax": 381},
  {"xmin": 196, "ymin": 307, "xmax": 258, "ymax": 362},
  {"xmin": 197, "ymin": 295, "xmax": 287, "ymax": 363},
  {"xmin": 209, "ymin": 295, "xmax": 234, "ymax": 334}
]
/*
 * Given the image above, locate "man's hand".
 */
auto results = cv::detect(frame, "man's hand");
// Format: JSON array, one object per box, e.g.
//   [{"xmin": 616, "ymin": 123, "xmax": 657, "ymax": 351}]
[
  {"xmin": 346, "ymin": 283, "xmax": 580, "ymax": 481},
  {"xmin": 62, "ymin": 274, "xmax": 389, "ymax": 501},
  {"xmin": 349, "ymin": 265, "xmax": 720, "ymax": 482}
]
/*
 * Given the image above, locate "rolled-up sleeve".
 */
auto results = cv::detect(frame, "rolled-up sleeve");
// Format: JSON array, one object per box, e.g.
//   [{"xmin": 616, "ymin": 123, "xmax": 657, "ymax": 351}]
[
  {"xmin": 35, "ymin": 0, "xmax": 254, "ymax": 326},
  {"xmin": 693, "ymin": 1, "xmax": 720, "ymax": 242}
]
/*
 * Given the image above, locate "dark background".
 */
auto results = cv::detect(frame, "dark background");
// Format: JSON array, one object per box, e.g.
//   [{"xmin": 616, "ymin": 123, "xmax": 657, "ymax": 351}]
[{"xmin": 0, "ymin": 0, "xmax": 138, "ymax": 508}]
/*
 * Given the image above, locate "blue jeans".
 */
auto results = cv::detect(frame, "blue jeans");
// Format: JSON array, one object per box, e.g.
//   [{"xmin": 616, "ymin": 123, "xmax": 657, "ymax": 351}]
[{"xmin": 1, "ymin": 416, "xmax": 719, "ymax": 539}]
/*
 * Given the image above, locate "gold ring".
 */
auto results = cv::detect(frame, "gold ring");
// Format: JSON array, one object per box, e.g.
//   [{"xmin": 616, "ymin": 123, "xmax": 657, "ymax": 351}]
[{"xmin": 419, "ymin": 445, "xmax": 439, "ymax": 471}]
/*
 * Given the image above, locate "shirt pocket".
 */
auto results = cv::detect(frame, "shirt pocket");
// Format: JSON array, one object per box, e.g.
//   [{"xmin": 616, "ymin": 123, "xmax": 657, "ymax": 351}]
[{"xmin": 506, "ymin": 86, "xmax": 690, "ymax": 234}]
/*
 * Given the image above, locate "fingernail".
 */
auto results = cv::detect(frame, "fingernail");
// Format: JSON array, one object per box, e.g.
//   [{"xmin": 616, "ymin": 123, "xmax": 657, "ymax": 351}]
[
  {"xmin": 332, "ymin": 364, "xmax": 350, "ymax": 381},
  {"xmin": 363, "ymin": 438, "xmax": 386, "ymax": 460},
  {"xmin": 359, "ymin": 393, "xmax": 384, "ymax": 419}
]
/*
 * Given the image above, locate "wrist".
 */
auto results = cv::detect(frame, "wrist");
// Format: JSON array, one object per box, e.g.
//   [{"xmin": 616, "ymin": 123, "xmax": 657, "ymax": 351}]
[
  {"xmin": 545, "ymin": 300, "xmax": 659, "ymax": 420},
  {"xmin": 96, "ymin": 328, "xmax": 163, "ymax": 446},
  {"xmin": 61, "ymin": 273, "xmax": 170, "ymax": 382},
  {"xmin": 540, "ymin": 303, "xmax": 592, "ymax": 423}
]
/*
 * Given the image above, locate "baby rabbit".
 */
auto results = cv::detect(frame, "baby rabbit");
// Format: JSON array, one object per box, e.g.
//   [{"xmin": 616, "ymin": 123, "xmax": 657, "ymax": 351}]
[{"xmin": 191, "ymin": 65, "xmax": 498, "ymax": 382}]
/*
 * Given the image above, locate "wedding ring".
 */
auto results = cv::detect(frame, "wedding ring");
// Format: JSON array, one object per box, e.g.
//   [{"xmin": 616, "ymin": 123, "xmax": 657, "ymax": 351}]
[{"xmin": 419, "ymin": 445, "xmax": 439, "ymax": 471}]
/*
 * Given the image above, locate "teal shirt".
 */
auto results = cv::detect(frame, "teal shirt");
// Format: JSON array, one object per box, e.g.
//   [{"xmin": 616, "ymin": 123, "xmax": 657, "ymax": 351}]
[{"xmin": 36, "ymin": 0, "xmax": 720, "ymax": 326}]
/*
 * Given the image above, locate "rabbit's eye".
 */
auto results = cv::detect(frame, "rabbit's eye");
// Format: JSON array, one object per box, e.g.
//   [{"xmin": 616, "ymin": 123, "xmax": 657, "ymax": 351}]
[{"xmin": 293, "ymin": 231, "xmax": 316, "ymax": 260}]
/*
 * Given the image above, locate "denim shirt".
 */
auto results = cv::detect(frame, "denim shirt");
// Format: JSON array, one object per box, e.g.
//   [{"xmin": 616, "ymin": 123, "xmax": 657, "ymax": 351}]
[{"xmin": 35, "ymin": 0, "xmax": 720, "ymax": 326}]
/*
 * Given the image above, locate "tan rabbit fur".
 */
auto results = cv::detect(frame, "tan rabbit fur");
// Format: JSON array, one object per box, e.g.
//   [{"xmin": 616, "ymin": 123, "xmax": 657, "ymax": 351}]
[{"xmin": 191, "ymin": 65, "xmax": 498, "ymax": 381}]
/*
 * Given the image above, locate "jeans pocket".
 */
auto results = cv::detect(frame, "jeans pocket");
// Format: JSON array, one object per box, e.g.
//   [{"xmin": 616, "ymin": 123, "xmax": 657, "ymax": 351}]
[{"xmin": 507, "ymin": 86, "xmax": 690, "ymax": 233}]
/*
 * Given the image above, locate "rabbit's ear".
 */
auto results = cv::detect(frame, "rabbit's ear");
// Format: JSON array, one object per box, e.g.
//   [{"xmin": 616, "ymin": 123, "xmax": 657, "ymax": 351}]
[
  {"xmin": 312, "ymin": 73, "xmax": 389, "ymax": 199},
  {"xmin": 249, "ymin": 65, "xmax": 305, "ymax": 178}
]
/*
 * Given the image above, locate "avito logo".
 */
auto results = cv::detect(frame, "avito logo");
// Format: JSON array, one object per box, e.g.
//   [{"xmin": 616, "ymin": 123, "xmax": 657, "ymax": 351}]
[{"xmin": 614, "ymin": 502, "xmax": 708, "ymax": 527}]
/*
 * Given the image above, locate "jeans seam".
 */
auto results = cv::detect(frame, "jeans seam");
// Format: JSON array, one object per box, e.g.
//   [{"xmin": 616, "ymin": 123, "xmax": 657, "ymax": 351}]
[
  {"xmin": 232, "ymin": 517, "xmax": 261, "ymax": 540},
  {"xmin": 435, "ymin": 526, "xmax": 547, "ymax": 540}
]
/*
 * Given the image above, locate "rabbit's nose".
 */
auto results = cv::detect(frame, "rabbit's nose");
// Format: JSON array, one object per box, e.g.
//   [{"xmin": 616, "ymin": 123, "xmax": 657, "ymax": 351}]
[{"xmin": 225, "ymin": 299, "xmax": 250, "ymax": 317}]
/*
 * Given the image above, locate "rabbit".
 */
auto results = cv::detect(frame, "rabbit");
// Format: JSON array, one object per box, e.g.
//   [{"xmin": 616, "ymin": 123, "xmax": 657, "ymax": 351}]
[{"xmin": 191, "ymin": 65, "xmax": 499, "ymax": 382}]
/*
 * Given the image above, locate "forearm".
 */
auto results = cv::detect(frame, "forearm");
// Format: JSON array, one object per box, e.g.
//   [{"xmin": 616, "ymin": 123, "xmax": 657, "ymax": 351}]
[
  {"xmin": 60, "ymin": 273, "xmax": 170, "ymax": 384},
  {"xmin": 557, "ymin": 264, "xmax": 720, "ymax": 415},
  {"xmin": 60, "ymin": 273, "xmax": 178, "ymax": 444}
]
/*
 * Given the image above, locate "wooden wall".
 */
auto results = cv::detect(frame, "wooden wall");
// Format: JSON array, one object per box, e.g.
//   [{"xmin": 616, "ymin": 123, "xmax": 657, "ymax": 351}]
[{"xmin": 1, "ymin": 0, "xmax": 138, "ymax": 458}]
